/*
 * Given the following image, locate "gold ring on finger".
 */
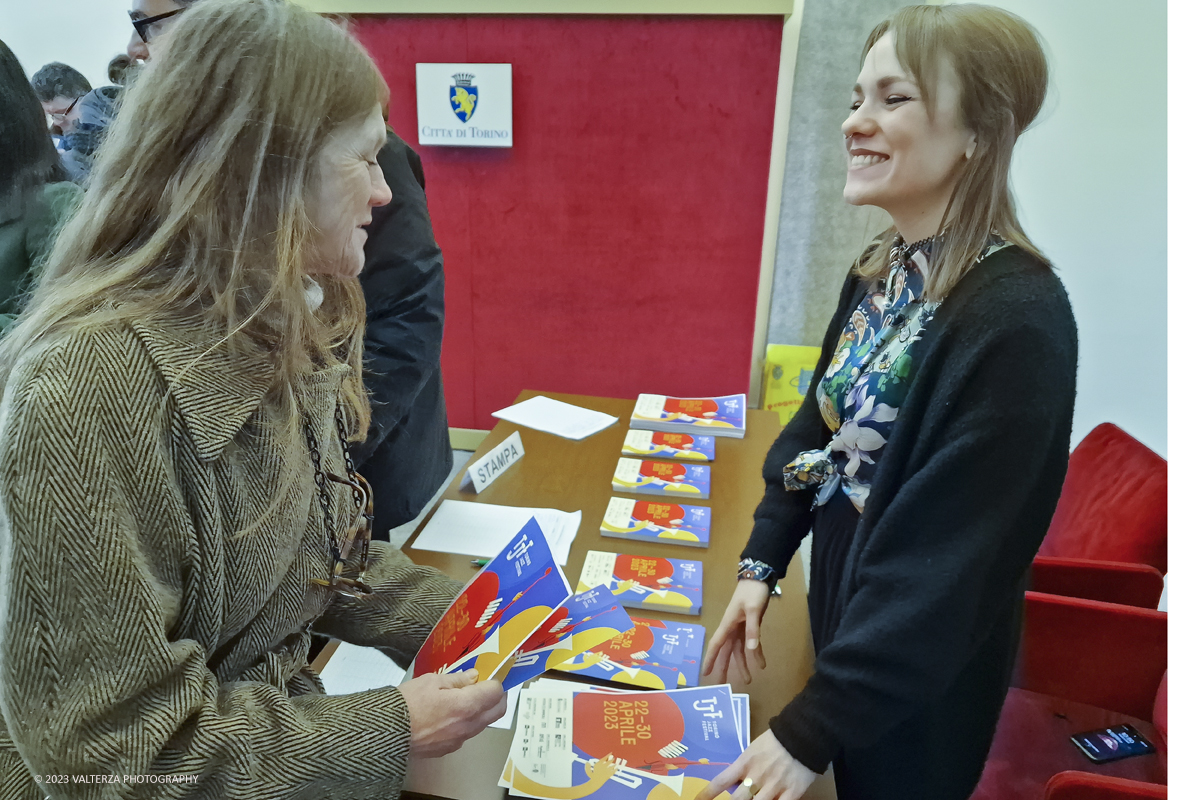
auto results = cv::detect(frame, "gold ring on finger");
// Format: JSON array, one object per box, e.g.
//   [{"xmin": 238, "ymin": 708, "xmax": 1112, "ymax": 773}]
[{"xmin": 741, "ymin": 777, "xmax": 761, "ymax": 798}]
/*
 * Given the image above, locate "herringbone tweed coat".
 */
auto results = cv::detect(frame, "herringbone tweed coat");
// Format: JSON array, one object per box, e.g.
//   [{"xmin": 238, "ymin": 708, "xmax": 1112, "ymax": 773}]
[{"xmin": 0, "ymin": 315, "xmax": 463, "ymax": 799}]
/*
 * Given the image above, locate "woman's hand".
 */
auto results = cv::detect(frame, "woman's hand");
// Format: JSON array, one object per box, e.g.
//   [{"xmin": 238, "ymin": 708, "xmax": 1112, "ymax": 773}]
[
  {"xmin": 701, "ymin": 579, "xmax": 770, "ymax": 684},
  {"xmin": 695, "ymin": 730, "xmax": 818, "ymax": 800},
  {"xmin": 398, "ymin": 669, "xmax": 507, "ymax": 758}
]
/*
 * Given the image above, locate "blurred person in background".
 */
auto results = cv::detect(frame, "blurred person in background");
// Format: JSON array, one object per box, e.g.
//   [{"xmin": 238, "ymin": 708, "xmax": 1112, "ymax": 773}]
[
  {"xmin": 31, "ymin": 58, "xmax": 115, "ymax": 183},
  {"xmin": 0, "ymin": 42, "xmax": 82, "ymax": 334},
  {"xmin": 108, "ymin": 53, "xmax": 137, "ymax": 85},
  {"xmin": 0, "ymin": 2, "xmax": 504, "ymax": 796},
  {"xmin": 32, "ymin": 0, "xmax": 202, "ymax": 183},
  {"xmin": 30, "ymin": 61, "xmax": 91, "ymax": 138}
]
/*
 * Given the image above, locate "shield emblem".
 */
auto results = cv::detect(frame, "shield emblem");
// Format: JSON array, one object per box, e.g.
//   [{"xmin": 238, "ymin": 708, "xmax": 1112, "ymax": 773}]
[{"xmin": 450, "ymin": 84, "xmax": 479, "ymax": 123}]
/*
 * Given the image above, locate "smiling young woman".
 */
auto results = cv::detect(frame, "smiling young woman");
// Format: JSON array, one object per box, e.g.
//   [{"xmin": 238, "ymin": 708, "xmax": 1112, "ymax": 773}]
[{"xmin": 700, "ymin": 6, "xmax": 1078, "ymax": 800}]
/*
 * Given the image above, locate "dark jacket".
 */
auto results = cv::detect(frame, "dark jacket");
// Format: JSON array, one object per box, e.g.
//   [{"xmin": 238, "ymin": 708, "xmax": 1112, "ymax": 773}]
[
  {"xmin": 742, "ymin": 246, "xmax": 1078, "ymax": 792},
  {"xmin": 350, "ymin": 132, "xmax": 453, "ymax": 537},
  {"xmin": 0, "ymin": 181, "xmax": 82, "ymax": 332}
]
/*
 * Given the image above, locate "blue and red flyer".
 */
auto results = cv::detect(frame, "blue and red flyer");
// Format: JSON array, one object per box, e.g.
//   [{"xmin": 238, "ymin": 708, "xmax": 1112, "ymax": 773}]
[
  {"xmin": 629, "ymin": 394, "xmax": 746, "ymax": 439},
  {"xmin": 501, "ymin": 681, "xmax": 745, "ymax": 799},
  {"xmin": 611, "ymin": 458, "xmax": 711, "ymax": 501},
  {"xmin": 552, "ymin": 616, "xmax": 706, "ymax": 689},
  {"xmin": 411, "ymin": 517, "xmax": 579, "ymax": 681},
  {"xmin": 576, "ymin": 551, "xmax": 703, "ymax": 616},
  {"xmin": 600, "ymin": 497, "xmax": 711, "ymax": 548},
  {"xmin": 495, "ymin": 586, "xmax": 635, "ymax": 690},
  {"xmin": 621, "ymin": 430, "xmax": 715, "ymax": 462}
]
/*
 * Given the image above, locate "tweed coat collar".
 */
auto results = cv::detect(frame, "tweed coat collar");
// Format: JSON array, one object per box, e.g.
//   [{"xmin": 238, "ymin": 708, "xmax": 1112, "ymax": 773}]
[{"xmin": 130, "ymin": 315, "xmax": 279, "ymax": 462}]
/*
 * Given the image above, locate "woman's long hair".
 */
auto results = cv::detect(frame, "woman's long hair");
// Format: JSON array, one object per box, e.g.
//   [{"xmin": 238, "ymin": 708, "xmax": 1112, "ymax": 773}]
[
  {"xmin": 0, "ymin": 0, "xmax": 389, "ymax": 440},
  {"xmin": 0, "ymin": 40, "xmax": 67, "ymax": 218},
  {"xmin": 855, "ymin": 4, "xmax": 1050, "ymax": 301}
]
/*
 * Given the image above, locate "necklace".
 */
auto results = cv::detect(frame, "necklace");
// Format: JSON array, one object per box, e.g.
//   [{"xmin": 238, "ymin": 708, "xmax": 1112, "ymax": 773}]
[
  {"xmin": 303, "ymin": 407, "xmax": 374, "ymax": 599},
  {"xmin": 889, "ymin": 233, "xmax": 938, "ymax": 266}
]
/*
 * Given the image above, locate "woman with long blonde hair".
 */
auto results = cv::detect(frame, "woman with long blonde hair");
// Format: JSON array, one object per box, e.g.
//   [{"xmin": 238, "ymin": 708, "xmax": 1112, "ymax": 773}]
[
  {"xmin": 700, "ymin": 6, "xmax": 1077, "ymax": 800},
  {"xmin": 0, "ymin": 1, "xmax": 504, "ymax": 796}
]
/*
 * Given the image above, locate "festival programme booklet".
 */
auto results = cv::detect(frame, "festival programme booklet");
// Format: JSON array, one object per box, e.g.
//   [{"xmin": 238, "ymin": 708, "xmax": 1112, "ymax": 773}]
[
  {"xmin": 600, "ymin": 497, "xmax": 711, "ymax": 548},
  {"xmin": 629, "ymin": 394, "xmax": 746, "ymax": 439},
  {"xmin": 552, "ymin": 615, "xmax": 705, "ymax": 689},
  {"xmin": 732, "ymin": 694, "xmax": 750, "ymax": 751},
  {"xmin": 611, "ymin": 458, "xmax": 711, "ymax": 501},
  {"xmin": 500, "ymin": 680, "xmax": 745, "ymax": 799},
  {"xmin": 411, "ymin": 518, "xmax": 632, "ymax": 685},
  {"xmin": 576, "ymin": 551, "xmax": 703, "ymax": 616},
  {"xmin": 621, "ymin": 430, "xmax": 715, "ymax": 462},
  {"xmin": 495, "ymin": 586, "xmax": 635, "ymax": 691}
]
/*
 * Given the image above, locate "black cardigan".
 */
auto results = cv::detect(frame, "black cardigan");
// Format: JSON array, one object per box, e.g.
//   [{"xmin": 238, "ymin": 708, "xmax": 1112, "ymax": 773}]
[{"xmin": 742, "ymin": 246, "xmax": 1078, "ymax": 772}]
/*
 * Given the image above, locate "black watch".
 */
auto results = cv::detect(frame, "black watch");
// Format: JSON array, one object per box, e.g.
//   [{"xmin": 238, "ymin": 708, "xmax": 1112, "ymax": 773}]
[{"xmin": 736, "ymin": 558, "xmax": 778, "ymax": 593}]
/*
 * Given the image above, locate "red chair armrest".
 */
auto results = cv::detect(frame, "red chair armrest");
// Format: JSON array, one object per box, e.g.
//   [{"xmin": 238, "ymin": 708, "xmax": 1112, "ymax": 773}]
[
  {"xmin": 1031, "ymin": 557, "xmax": 1164, "ymax": 609},
  {"xmin": 1017, "ymin": 592, "xmax": 1167, "ymax": 719},
  {"xmin": 1045, "ymin": 771, "xmax": 1167, "ymax": 799}
]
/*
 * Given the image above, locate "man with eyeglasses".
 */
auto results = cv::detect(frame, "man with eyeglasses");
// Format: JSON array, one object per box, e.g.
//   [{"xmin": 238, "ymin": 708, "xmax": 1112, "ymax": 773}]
[
  {"xmin": 127, "ymin": 0, "xmax": 199, "ymax": 63},
  {"xmin": 30, "ymin": 62, "xmax": 91, "ymax": 139}
]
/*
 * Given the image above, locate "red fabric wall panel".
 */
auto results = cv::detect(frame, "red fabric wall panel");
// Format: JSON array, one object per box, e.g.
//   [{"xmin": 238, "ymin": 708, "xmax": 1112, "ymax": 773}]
[{"xmin": 354, "ymin": 16, "xmax": 783, "ymax": 429}]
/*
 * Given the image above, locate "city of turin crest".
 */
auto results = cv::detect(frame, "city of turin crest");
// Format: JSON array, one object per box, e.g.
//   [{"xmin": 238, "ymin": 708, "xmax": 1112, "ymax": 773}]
[{"xmin": 450, "ymin": 73, "xmax": 478, "ymax": 123}]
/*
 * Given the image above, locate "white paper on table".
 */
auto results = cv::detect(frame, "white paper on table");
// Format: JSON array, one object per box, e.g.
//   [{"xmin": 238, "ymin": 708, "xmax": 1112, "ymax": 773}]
[
  {"xmin": 319, "ymin": 641, "xmax": 405, "ymax": 695},
  {"xmin": 409, "ymin": 500, "xmax": 581, "ymax": 566},
  {"xmin": 492, "ymin": 395, "xmax": 618, "ymax": 440},
  {"xmin": 489, "ymin": 686, "xmax": 522, "ymax": 730}
]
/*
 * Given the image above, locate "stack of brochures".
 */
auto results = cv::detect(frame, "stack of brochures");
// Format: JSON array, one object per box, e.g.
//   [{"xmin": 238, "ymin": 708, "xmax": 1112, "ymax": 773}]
[
  {"xmin": 630, "ymin": 393, "xmax": 746, "ymax": 439},
  {"xmin": 551, "ymin": 615, "xmax": 705, "ymax": 689},
  {"xmin": 499, "ymin": 679, "xmax": 749, "ymax": 799},
  {"xmin": 600, "ymin": 497, "xmax": 710, "ymax": 548},
  {"xmin": 611, "ymin": 458, "xmax": 711, "ymax": 500},
  {"xmin": 621, "ymin": 430, "xmax": 715, "ymax": 462},
  {"xmin": 576, "ymin": 550, "xmax": 703, "ymax": 616}
]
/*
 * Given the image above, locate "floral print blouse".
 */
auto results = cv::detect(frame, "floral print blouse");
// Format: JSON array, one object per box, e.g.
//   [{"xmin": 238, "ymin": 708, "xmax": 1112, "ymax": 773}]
[{"xmin": 783, "ymin": 236, "xmax": 1011, "ymax": 513}]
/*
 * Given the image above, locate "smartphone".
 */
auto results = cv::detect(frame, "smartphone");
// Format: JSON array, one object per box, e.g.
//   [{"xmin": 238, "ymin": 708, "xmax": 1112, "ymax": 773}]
[{"xmin": 1070, "ymin": 723, "xmax": 1156, "ymax": 764}]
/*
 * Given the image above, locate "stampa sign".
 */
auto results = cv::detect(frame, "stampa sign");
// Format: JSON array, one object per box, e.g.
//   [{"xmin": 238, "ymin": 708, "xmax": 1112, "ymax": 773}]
[{"xmin": 416, "ymin": 63, "xmax": 513, "ymax": 148}]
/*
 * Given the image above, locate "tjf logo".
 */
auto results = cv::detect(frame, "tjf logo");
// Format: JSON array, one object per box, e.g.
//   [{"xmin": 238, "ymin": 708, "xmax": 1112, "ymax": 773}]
[{"xmin": 450, "ymin": 73, "xmax": 478, "ymax": 122}]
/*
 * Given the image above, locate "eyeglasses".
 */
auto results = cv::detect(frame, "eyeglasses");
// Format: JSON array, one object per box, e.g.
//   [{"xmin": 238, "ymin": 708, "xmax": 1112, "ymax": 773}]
[
  {"xmin": 310, "ymin": 470, "xmax": 375, "ymax": 599},
  {"xmin": 48, "ymin": 96, "xmax": 81, "ymax": 124},
  {"xmin": 129, "ymin": 8, "xmax": 184, "ymax": 43}
]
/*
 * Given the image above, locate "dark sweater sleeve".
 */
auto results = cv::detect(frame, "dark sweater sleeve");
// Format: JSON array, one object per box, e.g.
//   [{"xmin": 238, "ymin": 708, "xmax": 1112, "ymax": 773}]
[
  {"xmin": 769, "ymin": 273, "xmax": 1077, "ymax": 772},
  {"xmin": 350, "ymin": 133, "xmax": 446, "ymax": 466},
  {"xmin": 740, "ymin": 268, "xmax": 864, "ymax": 577}
]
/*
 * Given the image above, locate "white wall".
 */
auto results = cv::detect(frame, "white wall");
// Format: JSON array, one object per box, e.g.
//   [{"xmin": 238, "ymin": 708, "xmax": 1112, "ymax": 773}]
[
  {"xmin": 990, "ymin": 0, "xmax": 1167, "ymax": 456},
  {"xmin": 0, "ymin": 0, "xmax": 133, "ymax": 90}
]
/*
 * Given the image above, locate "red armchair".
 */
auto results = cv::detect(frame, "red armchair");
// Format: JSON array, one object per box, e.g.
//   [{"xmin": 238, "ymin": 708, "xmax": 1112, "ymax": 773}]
[
  {"xmin": 1032, "ymin": 423, "xmax": 1167, "ymax": 608},
  {"xmin": 971, "ymin": 592, "xmax": 1167, "ymax": 799},
  {"xmin": 1044, "ymin": 772, "xmax": 1168, "ymax": 799}
]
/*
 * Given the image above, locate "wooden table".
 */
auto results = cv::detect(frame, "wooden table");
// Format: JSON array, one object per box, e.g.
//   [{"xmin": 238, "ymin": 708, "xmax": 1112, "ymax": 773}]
[{"xmin": 397, "ymin": 391, "xmax": 837, "ymax": 800}]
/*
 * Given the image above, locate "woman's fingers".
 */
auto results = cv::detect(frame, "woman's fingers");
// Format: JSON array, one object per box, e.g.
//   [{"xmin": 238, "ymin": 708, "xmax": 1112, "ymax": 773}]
[
  {"xmin": 743, "ymin": 605, "xmax": 768, "ymax": 671},
  {"xmin": 701, "ymin": 631, "xmax": 724, "ymax": 677},
  {"xmin": 710, "ymin": 635, "xmax": 737, "ymax": 685},
  {"xmin": 730, "ymin": 638, "xmax": 751, "ymax": 685},
  {"xmin": 693, "ymin": 758, "xmax": 746, "ymax": 800},
  {"xmin": 743, "ymin": 602, "xmax": 763, "ymax": 653}
]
